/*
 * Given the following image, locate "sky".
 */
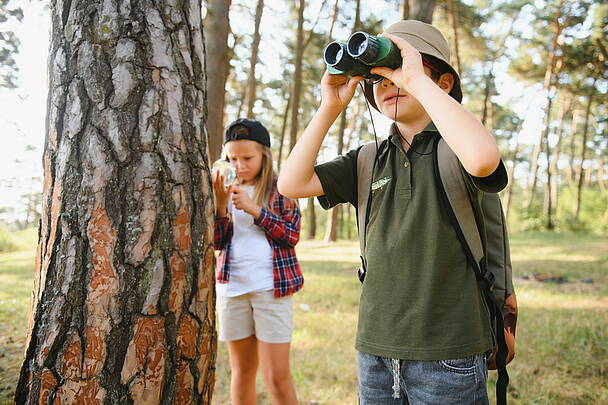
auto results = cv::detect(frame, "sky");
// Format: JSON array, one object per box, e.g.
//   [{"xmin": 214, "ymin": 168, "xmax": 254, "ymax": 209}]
[
  {"xmin": 0, "ymin": 0, "xmax": 553, "ymax": 223},
  {"xmin": 0, "ymin": 1, "xmax": 49, "ymax": 223}
]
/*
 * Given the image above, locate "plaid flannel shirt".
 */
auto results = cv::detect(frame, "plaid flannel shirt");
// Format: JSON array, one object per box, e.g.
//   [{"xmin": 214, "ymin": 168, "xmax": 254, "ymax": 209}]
[{"xmin": 214, "ymin": 187, "xmax": 303, "ymax": 298}]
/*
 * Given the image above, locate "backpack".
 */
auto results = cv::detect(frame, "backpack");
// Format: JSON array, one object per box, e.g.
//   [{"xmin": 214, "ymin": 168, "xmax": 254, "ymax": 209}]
[{"xmin": 355, "ymin": 137, "xmax": 517, "ymax": 405}]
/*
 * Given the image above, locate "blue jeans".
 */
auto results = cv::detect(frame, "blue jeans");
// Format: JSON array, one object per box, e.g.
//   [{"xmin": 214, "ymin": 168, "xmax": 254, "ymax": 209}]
[{"xmin": 358, "ymin": 351, "xmax": 489, "ymax": 405}]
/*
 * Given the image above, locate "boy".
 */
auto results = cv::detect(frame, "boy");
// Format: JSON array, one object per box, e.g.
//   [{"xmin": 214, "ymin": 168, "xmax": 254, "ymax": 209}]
[{"xmin": 278, "ymin": 20, "xmax": 507, "ymax": 404}]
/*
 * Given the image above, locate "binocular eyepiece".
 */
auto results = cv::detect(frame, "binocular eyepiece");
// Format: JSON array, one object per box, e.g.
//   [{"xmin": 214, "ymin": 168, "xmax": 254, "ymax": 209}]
[{"xmin": 323, "ymin": 32, "xmax": 402, "ymax": 80}]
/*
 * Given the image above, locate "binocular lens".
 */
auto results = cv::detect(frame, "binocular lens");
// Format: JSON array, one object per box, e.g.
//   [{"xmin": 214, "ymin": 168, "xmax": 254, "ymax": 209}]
[
  {"xmin": 324, "ymin": 42, "xmax": 356, "ymax": 71},
  {"xmin": 324, "ymin": 42, "xmax": 343, "ymax": 65},
  {"xmin": 348, "ymin": 32, "xmax": 379, "ymax": 64}
]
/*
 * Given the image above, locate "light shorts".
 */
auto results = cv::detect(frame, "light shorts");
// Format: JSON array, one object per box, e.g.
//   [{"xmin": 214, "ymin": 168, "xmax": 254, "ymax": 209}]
[{"xmin": 216, "ymin": 289, "xmax": 293, "ymax": 344}]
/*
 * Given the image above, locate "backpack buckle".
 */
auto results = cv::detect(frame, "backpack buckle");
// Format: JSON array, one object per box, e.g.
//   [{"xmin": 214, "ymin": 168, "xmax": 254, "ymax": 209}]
[{"xmin": 483, "ymin": 271, "xmax": 495, "ymax": 289}]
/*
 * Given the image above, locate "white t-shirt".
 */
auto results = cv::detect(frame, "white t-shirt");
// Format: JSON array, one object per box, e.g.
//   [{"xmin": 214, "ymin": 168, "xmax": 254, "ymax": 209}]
[{"xmin": 216, "ymin": 185, "xmax": 274, "ymax": 297}]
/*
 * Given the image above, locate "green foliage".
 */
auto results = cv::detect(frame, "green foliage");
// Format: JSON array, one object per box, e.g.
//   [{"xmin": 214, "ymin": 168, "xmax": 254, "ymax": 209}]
[
  {"xmin": 0, "ymin": 224, "xmax": 17, "ymax": 253},
  {"xmin": 506, "ymin": 183, "xmax": 608, "ymax": 234},
  {"xmin": 0, "ymin": 226, "xmax": 37, "ymax": 253}
]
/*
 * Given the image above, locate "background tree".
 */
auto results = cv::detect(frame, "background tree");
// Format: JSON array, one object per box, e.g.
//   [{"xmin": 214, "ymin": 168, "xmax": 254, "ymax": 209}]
[
  {"xmin": 245, "ymin": 0, "xmax": 264, "ymax": 118},
  {"xmin": 15, "ymin": 1, "xmax": 216, "ymax": 403},
  {"xmin": 204, "ymin": 0, "xmax": 233, "ymax": 162},
  {"xmin": 0, "ymin": 0, "xmax": 24, "ymax": 88}
]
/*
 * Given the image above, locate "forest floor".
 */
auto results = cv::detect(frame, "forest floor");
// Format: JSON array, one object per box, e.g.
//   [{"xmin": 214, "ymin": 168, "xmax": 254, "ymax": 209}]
[{"xmin": 1, "ymin": 233, "xmax": 607, "ymax": 404}]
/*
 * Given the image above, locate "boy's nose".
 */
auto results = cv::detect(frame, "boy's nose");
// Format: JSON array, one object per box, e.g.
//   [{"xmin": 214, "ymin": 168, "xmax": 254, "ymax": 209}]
[{"xmin": 380, "ymin": 78, "xmax": 395, "ymax": 88}]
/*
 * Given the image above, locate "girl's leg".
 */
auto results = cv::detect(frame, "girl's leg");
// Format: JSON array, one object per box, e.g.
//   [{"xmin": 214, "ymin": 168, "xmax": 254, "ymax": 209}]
[
  {"xmin": 227, "ymin": 335, "xmax": 259, "ymax": 405},
  {"xmin": 258, "ymin": 341, "xmax": 298, "ymax": 405}
]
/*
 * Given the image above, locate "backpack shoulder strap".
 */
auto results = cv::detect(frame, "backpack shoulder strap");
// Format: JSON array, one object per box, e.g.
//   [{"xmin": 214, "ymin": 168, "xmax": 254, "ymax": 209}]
[
  {"xmin": 435, "ymin": 137, "xmax": 490, "ymax": 284},
  {"xmin": 434, "ymin": 137, "xmax": 510, "ymax": 405},
  {"xmin": 356, "ymin": 141, "xmax": 378, "ymax": 256}
]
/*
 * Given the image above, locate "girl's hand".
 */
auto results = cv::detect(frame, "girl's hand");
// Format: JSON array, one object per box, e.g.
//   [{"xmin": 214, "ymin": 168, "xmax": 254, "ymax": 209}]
[
  {"xmin": 231, "ymin": 186, "xmax": 262, "ymax": 219},
  {"xmin": 369, "ymin": 33, "xmax": 427, "ymax": 92},
  {"xmin": 212, "ymin": 169, "xmax": 232, "ymax": 216},
  {"xmin": 320, "ymin": 71, "xmax": 363, "ymax": 113}
]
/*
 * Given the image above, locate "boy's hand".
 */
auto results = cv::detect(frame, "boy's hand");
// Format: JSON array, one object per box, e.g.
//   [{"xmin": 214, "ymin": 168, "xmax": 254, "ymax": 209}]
[
  {"xmin": 320, "ymin": 71, "xmax": 363, "ymax": 113},
  {"xmin": 231, "ymin": 186, "xmax": 262, "ymax": 219},
  {"xmin": 212, "ymin": 170, "xmax": 232, "ymax": 216},
  {"xmin": 369, "ymin": 33, "xmax": 427, "ymax": 92}
]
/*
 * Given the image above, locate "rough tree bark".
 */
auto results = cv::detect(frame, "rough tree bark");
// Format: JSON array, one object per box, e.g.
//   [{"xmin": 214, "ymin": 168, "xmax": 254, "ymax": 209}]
[
  {"xmin": 245, "ymin": 0, "xmax": 264, "ymax": 118},
  {"xmin": 15, "ymin": 1, "xmax": 216, "ymax": 403},
  {"xmin": 205, "ymin": 0, "xmax": 232, "ymax": 162}
]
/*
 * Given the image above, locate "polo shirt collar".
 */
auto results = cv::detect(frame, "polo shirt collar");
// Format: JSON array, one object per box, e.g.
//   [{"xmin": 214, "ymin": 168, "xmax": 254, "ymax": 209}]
[{"xmin": 388, "ymin": 121, "xmax": 439, "ymax": 150}]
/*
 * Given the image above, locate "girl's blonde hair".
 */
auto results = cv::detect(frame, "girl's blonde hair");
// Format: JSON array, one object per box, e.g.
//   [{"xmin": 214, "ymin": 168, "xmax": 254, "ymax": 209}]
[{"xmin": 251, "ymin": 143, "xmax": 276, "ymax": 210}]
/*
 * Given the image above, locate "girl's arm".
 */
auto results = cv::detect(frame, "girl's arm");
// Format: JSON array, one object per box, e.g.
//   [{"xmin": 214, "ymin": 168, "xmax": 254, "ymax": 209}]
[{"xmin": 253, "ymin": 195, "xmax": 301, "ymax": 248}]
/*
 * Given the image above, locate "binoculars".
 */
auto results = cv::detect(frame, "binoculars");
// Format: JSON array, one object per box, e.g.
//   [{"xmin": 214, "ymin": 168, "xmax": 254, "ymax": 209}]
[{"xmin": 323, "ymin": 32, "xmax": 402, "ymax": 81}]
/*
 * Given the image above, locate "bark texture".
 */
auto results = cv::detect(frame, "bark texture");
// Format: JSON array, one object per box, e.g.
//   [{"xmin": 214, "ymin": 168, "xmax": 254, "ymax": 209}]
[{"xmin": 16, "ymin": 1, "xmax": 217, "ymax": 404}]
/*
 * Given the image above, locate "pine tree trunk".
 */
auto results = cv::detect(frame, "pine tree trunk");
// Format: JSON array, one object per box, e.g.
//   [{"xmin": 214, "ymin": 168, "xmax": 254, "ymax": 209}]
[
  {"xmin": 276, "ymin": 91, "xmax": 291, "ymax": 171},
  {"xmin": 205, "ymin": 0, "xmax": 232, "ymax": 162},
  {"xmin": 546, "ymin": 95, "xmax": 571, "ymax": 228},
  {"xmin": 447, "ymin": 0, "xmax": 461, "ymax": 73},
  {"xmin": 574, "ymin": 79, "xmax": 597, "ymax": 219},
  {"xmin": 324, "ymin": 112, "xmax": 347, "ymax": 242},
  {"xmin": 526, "ymin": 92, "xmax": 555, "ymax": 210},
  {"xmin": 410, "ymin": 0, "xmax": 435, "ymax": 23},
  {"xmin": 598, "ymin": 158, "xmax": 606, "ymax": 193},
  {"xmin": 307, "ymin": 198, "xmax": 316, "ymax": 240},
  {"xmin": 525, "ymin": 1, "xmax": 564, "ymax": 210},
  {"xmin": 16, "ymin": 1, "xmax": 216, "ymax": 403},
  {"xmin": 565, "ymin": 109, "xmax": 581, "ymax": 183},
  {"xmin": 246, "ymin": 0, "xmax": 264, "ymax": 118},
  {"xmin": 289, "ymin": 0, "xmax": 305, "ymax": 151},
  {"xmin": 328, "ymin": 0, "xmax": 340, "ymax": 40},
  {"xmin": 503, "ymin": 141, "xmax": 520, "ymax": 220},
  {"xmin": 400, "ymin": 0, "xmax": 410, "ymax": 20}
]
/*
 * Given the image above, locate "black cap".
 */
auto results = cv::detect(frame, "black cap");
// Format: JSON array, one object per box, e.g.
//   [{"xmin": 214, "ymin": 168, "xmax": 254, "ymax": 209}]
[{"xmin": 224, "ymin": 118, "xmax": 271, "ymax": 147}]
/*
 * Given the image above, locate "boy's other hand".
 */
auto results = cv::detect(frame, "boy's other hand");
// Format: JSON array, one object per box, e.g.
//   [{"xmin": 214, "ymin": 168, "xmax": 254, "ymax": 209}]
[
  {"xmin": 370, "ymin": 33, "xmax": 427, "ymax": 92},
  {"xmin": 320, "ymin": 71, "xmax": 363, "ymax": 113}
]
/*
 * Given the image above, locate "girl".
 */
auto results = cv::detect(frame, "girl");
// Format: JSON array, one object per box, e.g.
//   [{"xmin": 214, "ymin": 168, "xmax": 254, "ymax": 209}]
[{"xmin": 213, "ymin": 118, "xmax": 303, "ymax": 405}]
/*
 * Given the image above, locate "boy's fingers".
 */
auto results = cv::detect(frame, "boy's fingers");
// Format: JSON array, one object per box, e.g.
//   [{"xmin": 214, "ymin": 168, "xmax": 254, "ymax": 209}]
[
  {"xmin": 348, "ymin": 76, "xmax": 364, "ymax": 90},
  {"xmin": 379, "ymin": 32, "xmax": 415, "ymax": 53},
  {"xmin": 370, "ymin": 67, "xmax": 394, "ymax": 80}
]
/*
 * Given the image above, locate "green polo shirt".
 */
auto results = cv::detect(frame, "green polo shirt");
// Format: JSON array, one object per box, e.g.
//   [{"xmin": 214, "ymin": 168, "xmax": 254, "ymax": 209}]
[{"xmin": 314, "ymin": 123, "xmax": 507, "ymax": 360}]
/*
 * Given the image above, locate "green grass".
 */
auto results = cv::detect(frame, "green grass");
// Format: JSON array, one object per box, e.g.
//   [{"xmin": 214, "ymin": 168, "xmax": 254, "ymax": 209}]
[{"xmin": 1, "ymin": 233, "xmax": 607, "ymax": 404}]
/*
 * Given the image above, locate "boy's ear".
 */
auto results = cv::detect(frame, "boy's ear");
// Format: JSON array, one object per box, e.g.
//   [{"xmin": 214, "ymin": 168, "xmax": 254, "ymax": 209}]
[{"xmin": 437, "ymin": 72, "xmax": 455, "ymax": 94}]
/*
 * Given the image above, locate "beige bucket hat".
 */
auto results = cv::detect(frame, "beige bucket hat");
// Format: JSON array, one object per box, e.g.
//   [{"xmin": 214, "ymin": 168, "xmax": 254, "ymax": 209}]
[{"xmin": 363, "ymin": 20, "xmax": 463, "ymax": 110}]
